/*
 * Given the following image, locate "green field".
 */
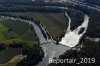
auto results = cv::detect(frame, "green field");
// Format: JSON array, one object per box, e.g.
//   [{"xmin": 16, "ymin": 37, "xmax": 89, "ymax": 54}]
[
  {"xmin": 0, "ymin": 19, "xmax": 29, "ymax": 36},
  {"xmin": 1, "ymin": 12, "xmax": 67, "ymax": 38},
  {"xmin": 0, "ymin": 19, "xmax": 7, "ymax": 41},
  {"xmin": 21, "ymin": 29, "xmax": 37, "ymax": 41},
  {"xmin": 0, "ymin": 18, "xmax": 37, "ymax": 45}
]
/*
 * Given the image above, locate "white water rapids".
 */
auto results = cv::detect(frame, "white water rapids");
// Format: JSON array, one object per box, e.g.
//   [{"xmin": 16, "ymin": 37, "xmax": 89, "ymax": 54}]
[{"xmin": 59, "ymin": 12, "xmax": 89, "ymax": 47}]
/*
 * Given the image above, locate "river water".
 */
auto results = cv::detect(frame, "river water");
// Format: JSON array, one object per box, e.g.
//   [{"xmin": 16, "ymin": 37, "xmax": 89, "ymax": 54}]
[{"xmin": 59, "ymin": 13, "xmax": 90, "ymax": 47}]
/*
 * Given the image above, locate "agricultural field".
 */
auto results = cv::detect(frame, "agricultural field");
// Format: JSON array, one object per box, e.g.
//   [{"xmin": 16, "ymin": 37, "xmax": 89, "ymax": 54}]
[
  {"xmin": 0, "ymin": 23, "xmax": 7, "ymax": 41},
  {"xmin": 0, "ymin": 19, "xmax": 29, "ymax": 36},
  {"xmin": 0, "ymin": 12, "xmax": 67, "ymax": 38},
  {"xmin": 0, "ymin": 18, "xmax": 37, "ymax": 42},
  {"xmin": 21, "ymin": 29, "xmax": 37, "ymax": 41}
]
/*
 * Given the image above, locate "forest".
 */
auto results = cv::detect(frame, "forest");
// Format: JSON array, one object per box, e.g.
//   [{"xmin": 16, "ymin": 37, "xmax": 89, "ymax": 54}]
[{"xmin": 84, "ymin": 0, "xmax": 100, "ymax": 6}]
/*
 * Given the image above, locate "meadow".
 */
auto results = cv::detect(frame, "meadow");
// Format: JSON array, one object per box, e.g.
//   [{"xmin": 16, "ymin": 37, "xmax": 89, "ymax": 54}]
[
  {"xmin": 0, "ymin": 18, "xmax": 8, "ymax": 41},
  {"xmin": 0, "ymin": 18, "xmax": 37, "ymax": 42}
]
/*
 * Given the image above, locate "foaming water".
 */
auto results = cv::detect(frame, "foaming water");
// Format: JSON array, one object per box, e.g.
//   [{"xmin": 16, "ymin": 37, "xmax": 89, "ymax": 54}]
[{"xmin": 59, "ymin": 13, "xmax": 89, "ymax": 47}]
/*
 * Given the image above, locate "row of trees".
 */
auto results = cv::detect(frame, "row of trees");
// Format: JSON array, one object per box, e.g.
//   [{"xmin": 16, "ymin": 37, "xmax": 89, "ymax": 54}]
[
  {"xmin": 0, "ymin": 7, "xmax": 63, "ymax": 12},
  {"xmin": 0, "ymin": 1, "xmax": 66, "ymax": 7},
  {"xmin": 0, "ymin": 1, "xmax": 66, "ymax": 12}
]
